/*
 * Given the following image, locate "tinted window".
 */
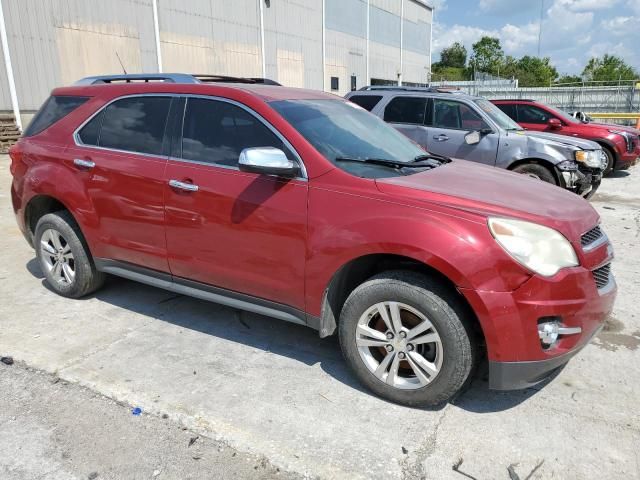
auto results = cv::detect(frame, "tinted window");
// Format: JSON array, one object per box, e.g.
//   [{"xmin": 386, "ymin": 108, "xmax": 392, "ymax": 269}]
[
  {"xmin": 77, "ymin": 109, "xmax": 104, "ymax": 145},
  {"xmin": 433, "ymin": 100, "xmax": 489, "ymax": 130},
  {"xmin": 494, "ymin": 103, "xmax": 517, "ymax": 120},
  {"xmin": 99, "ymin": 96, "xmax": 171, "ymax": 155},
  {"xmin": 518, "ymin": 105, "xmax": 552, "ymax": 124},
  {"xmin": 181, "ymin": 98, "xmax": 293, "ymax": 166},
  {"xmin": 271, "ymin": 99, "xmax": 426, "ymax": 179},
  {"xmin": 349, "ymin": 95, "xmax": 382, "ymax": 112},
  {"xmin": 331, "ymin": 77, "xmax": 339, "ymax": 91},
  {"xmin": 24, "ymin": 95, "xmax": 89, "ymax": 137},
  {"xmin": 384, "ymin": 96, "xmax": 427, "ymax": 124}
]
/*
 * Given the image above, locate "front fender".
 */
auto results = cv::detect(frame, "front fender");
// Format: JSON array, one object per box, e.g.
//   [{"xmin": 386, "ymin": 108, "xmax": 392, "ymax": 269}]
[{"xmin": 305, "ymin": 186, "xmax": 531, "ymax": 317}]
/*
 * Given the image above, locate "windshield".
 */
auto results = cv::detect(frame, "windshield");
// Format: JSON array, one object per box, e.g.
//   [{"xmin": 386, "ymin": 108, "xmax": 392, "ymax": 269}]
[
  {"xmin": 549, "ymin": 106, "xmax": 580, "ymax": 124},
  {"xmin": 474, "ymin": 98, "xmax": 522, "ymax": 131},
  {"xmin": 270, "ymin": 99, "xmax": 428, "ymax": 178}
]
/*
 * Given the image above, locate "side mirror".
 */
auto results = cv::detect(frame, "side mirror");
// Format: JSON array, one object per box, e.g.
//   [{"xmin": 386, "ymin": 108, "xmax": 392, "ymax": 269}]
[
  {"xmin": 238, "ymin": 147, "xmax": 300, "ymax": 178},
  {"xmin": 548, "ymin": 118, "xmax": 562, "ymax": 129},
  {"xmin": 464, "ymin": 131, "xmax": 481, "ymax": 145}
]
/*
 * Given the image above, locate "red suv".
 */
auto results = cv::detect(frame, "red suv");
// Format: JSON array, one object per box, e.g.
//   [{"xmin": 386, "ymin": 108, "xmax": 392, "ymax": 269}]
[
  {"xmin": 491, "ymin": 99, "xmax": 640, "ymax": 174},
  {"xmin": 10, "ymin": 74, "xmax": 616, "ymax": 406}
]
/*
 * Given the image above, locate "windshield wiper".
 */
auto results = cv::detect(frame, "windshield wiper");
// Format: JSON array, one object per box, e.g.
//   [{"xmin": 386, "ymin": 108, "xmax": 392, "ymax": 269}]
[{"xmin": 335, "ymin": 155, "xmax": 447, "ymax": 169}]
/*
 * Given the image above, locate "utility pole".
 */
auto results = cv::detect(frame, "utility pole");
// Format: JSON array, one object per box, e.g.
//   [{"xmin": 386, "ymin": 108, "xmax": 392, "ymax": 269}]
[{"xmin": 537, "ymin": 0, "xmax": 544, "ymax": 57}]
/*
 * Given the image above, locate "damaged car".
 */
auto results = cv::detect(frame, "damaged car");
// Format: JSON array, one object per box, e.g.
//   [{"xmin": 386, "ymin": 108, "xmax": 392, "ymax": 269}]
[{"xmin": 346, "ymin": 87, "xmax": 606, "ymax": 198}]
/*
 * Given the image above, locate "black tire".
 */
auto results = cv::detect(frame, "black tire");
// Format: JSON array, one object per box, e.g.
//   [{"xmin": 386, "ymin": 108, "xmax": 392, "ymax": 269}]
[
  {"xmin": 601, "ymin": 146, "xmax": 615, "ymax": 176},
  {"xmin": 338, "ymin": 271, "xmax": 477, "ymax": 407},
  {"xmin": 512, "ymin": 162, "xmax": 557, "ymax": 185},
  {"xmin": 34, "ymin": 211, "xmax": 105, "ymax": 298}
]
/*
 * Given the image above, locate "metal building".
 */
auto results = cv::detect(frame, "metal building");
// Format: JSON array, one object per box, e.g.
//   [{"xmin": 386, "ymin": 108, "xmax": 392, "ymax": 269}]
[{"xmin": 0, "ymin": 0, "xmax": 432, "ymax": 131}]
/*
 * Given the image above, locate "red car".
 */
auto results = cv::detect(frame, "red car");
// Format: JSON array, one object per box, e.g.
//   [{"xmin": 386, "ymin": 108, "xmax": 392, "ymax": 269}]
[
  {"xmin": 10, "ymin": 74, "xmax": 616, "ymax": 406},
  {"xmin": 491, "ymin": 99, "xmax": 640, "ymax": 174}
]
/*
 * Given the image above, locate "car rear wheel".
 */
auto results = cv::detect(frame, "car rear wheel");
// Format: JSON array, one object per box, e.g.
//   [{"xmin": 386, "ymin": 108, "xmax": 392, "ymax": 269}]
[
  {"xmin": 338, "ymin": 271, "xmax": 476, "ymax": 407},
  {"xmin": 512, "ymin": 163, "xmax": 557, "ymax": 185},
  {"xmin": 35, "ymin": 211, "xmax": 105, "ymax": 298}
]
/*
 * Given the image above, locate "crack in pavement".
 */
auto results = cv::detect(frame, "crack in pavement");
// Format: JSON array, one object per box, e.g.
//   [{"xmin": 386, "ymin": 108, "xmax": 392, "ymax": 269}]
[{"xmin": 400, "ymin": 405, "xmax": 450, "ymax": 479}]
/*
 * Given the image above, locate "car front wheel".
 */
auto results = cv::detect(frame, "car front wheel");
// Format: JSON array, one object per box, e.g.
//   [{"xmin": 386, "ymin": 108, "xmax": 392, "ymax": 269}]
[{"xmin": 339, "ymin": 271, "xmax": 477, "ymax": 407}]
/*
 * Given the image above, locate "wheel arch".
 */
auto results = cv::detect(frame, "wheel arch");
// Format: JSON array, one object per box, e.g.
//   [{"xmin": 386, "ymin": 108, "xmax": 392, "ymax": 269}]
[
  {"xmin": 317, "ymin": 253, "xmax": 486, "ymax": 354},
  {"xmin": 507, "ymin": 158, "xmax": 560, "ymax": 184}
]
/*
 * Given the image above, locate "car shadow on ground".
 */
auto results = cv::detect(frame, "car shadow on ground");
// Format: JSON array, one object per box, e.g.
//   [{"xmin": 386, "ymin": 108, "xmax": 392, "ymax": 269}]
[
  {"xmin": 606, "ymin": 170, "xmax": 631, "ymax": 179},
  {"xmin": 27, "ymin": 258, "xmax": 547, "ymax": 414}
]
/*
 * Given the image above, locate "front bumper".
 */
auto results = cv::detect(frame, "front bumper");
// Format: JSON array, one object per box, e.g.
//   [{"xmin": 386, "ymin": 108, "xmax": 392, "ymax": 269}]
[
  {"xmin": 460, "ymin": 262, "xmax": 616, "ymax": 390},
  {"xmin": 489, "ymin": 324, "xmax": 603, "ymax": 390},
  {"xmin": 559, "ymin": 167, "xmax": 602, "ymax": 197}
]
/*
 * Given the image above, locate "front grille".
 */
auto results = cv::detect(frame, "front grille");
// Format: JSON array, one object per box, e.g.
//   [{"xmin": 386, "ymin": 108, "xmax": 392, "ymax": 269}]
[
  {"xmin": 592, "ymin": 263, "xmax": 611, "ymax": 289},
  {"xmin": 581, "ymin": 225, "xmax": 603, "ymax": 247}
]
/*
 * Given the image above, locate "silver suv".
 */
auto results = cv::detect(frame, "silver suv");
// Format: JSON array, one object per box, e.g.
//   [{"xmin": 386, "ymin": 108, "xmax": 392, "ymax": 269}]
[{"xmin": 345, "ymin": 87, "xmax": 606, "ymax": 198}]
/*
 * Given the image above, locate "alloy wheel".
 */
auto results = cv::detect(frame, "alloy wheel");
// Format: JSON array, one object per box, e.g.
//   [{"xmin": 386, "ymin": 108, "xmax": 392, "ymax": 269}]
[
  {"xmin": 40, "ymin": 228, "xmax": 76, "ymax": 285},
  {"xmin": 355, "ymin": 301, "xmax": 443, "ymax": 389}
]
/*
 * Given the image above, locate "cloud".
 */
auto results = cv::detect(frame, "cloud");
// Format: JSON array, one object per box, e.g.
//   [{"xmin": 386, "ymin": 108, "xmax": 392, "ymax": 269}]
[
  {"xmin": 601, "ymin": 15, "xmax": 639, "ymax": 36},
  {"xmin": 430, "ymin": 0, "xmax": 448, "ymax": 11},
  {"xmin": 479, "ymin": 0, "xmax": 538, "ymax": 15},
  {"xmin": 626, "ymin": 0, "xmax": 640, "ymax": 14},
  {"xmin": 557, "ymin": 0, "xmax": 620, "ymax": 11}
]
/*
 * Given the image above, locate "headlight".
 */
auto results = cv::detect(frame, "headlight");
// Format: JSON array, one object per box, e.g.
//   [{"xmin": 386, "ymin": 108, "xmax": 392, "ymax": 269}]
[
  {"xmin": 575, "ymin": 150, "xmax": 604, "ymax": 169},
  {"xmin": 488, "ymin": 217, "xmax": 578, "ymax": 277},
  {"xmin": 609, "ymin": 129, "xmax": 633, "ymax": 151}
]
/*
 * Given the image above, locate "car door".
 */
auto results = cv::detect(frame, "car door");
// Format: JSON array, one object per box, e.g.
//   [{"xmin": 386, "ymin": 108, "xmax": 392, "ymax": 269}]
[
  {"xmin": 516, "ymin": 104, "xmax": 555, "ymax": 132},
  {"xmin": 67, "ymin": 95, "xmax": 173, "ymax": 272},
  {"xmin": 163, "ymin": 96, "xmax": 307, "ymax": 310},
  {"xmin": 426, "ymin": 98, "xmax": 499, "ymax": 166},
  {"xmin": 382, "ymin": 95, "xmax": 430, "ymax": 149}
]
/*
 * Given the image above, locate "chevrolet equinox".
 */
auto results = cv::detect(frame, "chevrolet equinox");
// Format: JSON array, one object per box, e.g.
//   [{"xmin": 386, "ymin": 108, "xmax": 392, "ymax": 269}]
[{"xmin": 9, "ymin": 74, "xmax": 617, "ymax": 406}]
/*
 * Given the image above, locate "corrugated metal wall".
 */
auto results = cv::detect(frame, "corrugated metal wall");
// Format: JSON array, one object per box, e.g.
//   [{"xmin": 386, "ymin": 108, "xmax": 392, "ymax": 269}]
[{"xmin": 0, "ymin": 0, "xmax": 432, "ymax": 122}]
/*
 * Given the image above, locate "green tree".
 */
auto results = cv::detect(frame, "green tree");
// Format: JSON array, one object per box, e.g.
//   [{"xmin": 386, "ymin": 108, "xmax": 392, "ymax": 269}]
[
  {"xmin": 431, "ymin": 65, "xmax": 468, "ymax": 81},
  {"xmin": 556, "ymin": 74, "xmax": 583, "ymax": 84},
  {"xmin": 468, "ymin": 36, "xmax": 504, "ymax": 76},
  {"xmin": 582, "ymin": 54, "xmax": 638, "ymax": 83},
  {"xmin": 439, "ymin": 42, "xmax": 467, "ymax": 68},
  {"xmin": 514, "ymin": 56, "xmax": 558, "ymax": 87}
]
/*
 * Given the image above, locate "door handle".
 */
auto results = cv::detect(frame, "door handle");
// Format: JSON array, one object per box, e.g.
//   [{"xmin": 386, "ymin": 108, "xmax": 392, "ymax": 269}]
[
  {"xmin": 73, "ymin": 158, "xmax": 95, "ymax": 169},
  {"xmin": 169, "ymin": 179, "xmax": 199, "ymax": 192},
  {"xmin": 433, "ymin": 134, "xmax": 449, "ymax": 142}
]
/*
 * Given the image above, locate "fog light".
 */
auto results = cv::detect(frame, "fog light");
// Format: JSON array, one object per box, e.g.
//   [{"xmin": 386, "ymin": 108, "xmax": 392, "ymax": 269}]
[{"xmin": 538, "ymin": 320, "xmax": 560, "ymax": 348}]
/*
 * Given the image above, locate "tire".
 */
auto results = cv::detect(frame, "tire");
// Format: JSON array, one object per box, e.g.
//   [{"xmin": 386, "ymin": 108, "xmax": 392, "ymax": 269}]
[
  {"xmin": 34, "ymin": 211, "xmax": 105, "ymax": 298},
  {"xmin": 512, "ymin": 163, "xmax": 557, "ymax": 185},
  {"xmin": 338, "ymin": 271, "xmax": 477, "ymax": 407},
  {"xmin": 601, "ymin": 147, "xmax": 615, "ymax": 176}
]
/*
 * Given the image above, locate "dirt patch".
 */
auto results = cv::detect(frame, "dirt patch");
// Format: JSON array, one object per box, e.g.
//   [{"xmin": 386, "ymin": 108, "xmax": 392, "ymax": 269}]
[
  {"xmin": 595, "ymin": 329, "xmax": 640, "ymax": 352},
  {"xmin": 592, "ymin": 192, "xmax": 640, "ymax": 207},
  {"xmin": 602, "ymin": 315, "xmax": 624, "ymax": 333}
]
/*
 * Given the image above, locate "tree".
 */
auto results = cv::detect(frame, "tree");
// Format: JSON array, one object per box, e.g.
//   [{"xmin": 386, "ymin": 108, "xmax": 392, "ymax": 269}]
[
  {"xmin": 431, "ymin": 65, "xmax": 468, "ymax": 82},
  {"xmin": 582, "ymin": 54, "xmax": 638, "ymax": 83},
  {"xmin": 556, "ymin": 74, "xmax": 583, "ymax": 84},
  {"xmin": 439, "ymin": 42, "xmax": 467, "ymax": 68},
  {"xmin": 514, "ymin": 56, "xmax": 558, "ymax": 87},
  {"xmin": 468, "ymin": 36, "xmax": 504, "ymax": 77}
]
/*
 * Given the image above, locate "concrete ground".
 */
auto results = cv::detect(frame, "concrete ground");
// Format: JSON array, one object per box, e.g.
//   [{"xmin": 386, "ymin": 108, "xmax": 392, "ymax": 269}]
[{"xmin": 1, "ymin": 155, "xmax": 639, "ymax": 480}]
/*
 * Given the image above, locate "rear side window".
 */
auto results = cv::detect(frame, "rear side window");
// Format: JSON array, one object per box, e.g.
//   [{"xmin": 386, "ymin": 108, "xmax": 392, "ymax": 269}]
[
  {"xmin": 494, "ymin": 103, "xmax": 517, "ymax": 120},
  {"xmin": 24, "ymin": 95, "xmax": 89, "ymax": 137},
  {"xmin": 96, "ymin": 96, "xmax": 171, "ymax": 155},
  {"xmin": 181, "ymin": 98, "xmax": 293, "ymax": 166},
  {"xmin": 433, "ymin": 99, "xmax": 489, "ymax": 130},
  {"xmin": 383, "ymin": 97, "xmax": 427, "ymax": 124},
  {"xmin": 517, "ymin": 104, "xmax": 551, "ymax": 124},
  {"xmin": 349, "ymin": 95, "xmax": 382, "ymax": 112}
]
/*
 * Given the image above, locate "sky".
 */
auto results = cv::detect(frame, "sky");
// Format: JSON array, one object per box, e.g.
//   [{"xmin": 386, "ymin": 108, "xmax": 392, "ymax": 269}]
[{"xmin": 431, "ymin": 0, "xmax": 640, "ymax": 75}]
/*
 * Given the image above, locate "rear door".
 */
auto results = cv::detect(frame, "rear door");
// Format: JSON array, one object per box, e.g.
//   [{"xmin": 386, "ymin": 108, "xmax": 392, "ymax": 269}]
[
  {"xmin": 382, "ymin": 95, "xmax": 430, "ymax": 149},
  {"xmin": 67, "ymin": 95, "xmax": 173, "ymax": 272},
  {"xmin": 426, "ymin": 98, "xmax": 499, "ymax": 166},
  {"xmin": 163, "ymin": 96, "xmax": 307, "ymax": 310}
]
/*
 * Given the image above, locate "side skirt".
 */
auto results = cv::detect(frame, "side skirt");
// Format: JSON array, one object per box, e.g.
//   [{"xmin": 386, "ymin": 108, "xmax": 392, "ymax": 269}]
[{"xmin": 94, "ymin": 259, "xmax": 319, "ymax": 329}]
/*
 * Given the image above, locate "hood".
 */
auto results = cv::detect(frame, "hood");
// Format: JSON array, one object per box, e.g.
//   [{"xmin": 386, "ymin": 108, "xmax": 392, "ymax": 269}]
[
  {"xmin": 376, "ymin": 160, "xmax": 599, "ymax": 241},
  {"xmin": 585, "ymin": 122, "xmax": 640, "ymax": 135},
  {"xmin": 523, "ymin": 130, "xmax": 602, "ymax": 150}
]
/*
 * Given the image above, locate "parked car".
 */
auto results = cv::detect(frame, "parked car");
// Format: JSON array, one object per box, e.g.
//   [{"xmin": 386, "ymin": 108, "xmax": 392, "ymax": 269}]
[
  {"xmin": 491, "ymin": 99, "xmax": 640, "ymax": 174},
  {"xmin": 346, "ymin": 87, "xmax": 606, "ymax": 198},
  {"xmin": 10, "ymin": 74, "xmax": 616, "ymax": 406}
]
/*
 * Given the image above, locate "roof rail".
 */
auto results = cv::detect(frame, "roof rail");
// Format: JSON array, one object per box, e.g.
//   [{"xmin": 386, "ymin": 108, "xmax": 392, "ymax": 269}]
[
  {"xmin": 491, "ymin": 98, "xmax": 535, "ymax": 102},
  {"xmin": 74, "ymin": 73, "xmax": 282, "ymax": 86},
  {"xmin": 358, "ymin": 85, "xmax": 462, "ymax": 93}
]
